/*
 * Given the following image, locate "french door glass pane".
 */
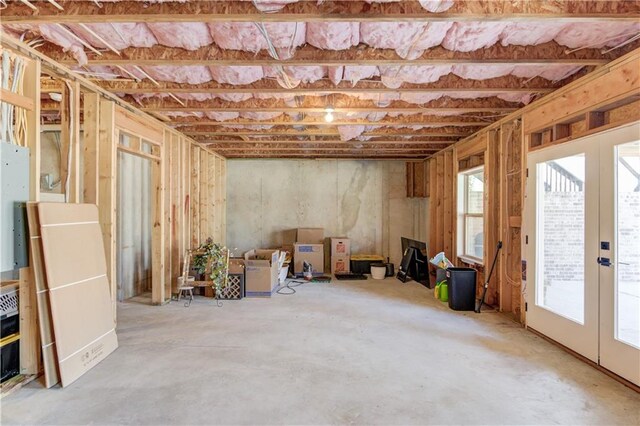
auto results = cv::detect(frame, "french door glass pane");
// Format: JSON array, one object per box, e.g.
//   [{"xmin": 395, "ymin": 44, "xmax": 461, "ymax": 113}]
[
  {"xmin": 536, "ymin": 154, "xmax": 586, "ymax": 323},
  {"xmin": 616, "ymin": 140, "xmax": 640, "ymax": 348}
]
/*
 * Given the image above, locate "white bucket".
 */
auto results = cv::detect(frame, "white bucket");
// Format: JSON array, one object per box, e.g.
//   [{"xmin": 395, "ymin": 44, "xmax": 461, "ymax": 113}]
[{"xmin": 371, "ymin": 265, "xmax": 386, "ymax": 280}]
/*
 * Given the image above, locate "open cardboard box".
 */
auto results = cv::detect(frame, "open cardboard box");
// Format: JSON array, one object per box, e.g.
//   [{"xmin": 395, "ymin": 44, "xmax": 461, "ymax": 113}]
[{"xmin": 244, "ymin": 249, "xmax": 279, "ymax": 297}]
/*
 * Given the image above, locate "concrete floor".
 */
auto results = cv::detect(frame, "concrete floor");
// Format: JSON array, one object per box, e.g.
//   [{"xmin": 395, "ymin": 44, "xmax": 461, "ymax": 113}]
[{"xmin": 3, "ymin": 278, "xmax": 639, "ymax": 425}]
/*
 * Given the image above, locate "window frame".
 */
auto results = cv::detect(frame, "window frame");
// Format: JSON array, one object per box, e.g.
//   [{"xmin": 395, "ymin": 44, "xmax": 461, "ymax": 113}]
[{"xmin": 457, "ymin": 165, "xmax": 485, "ymax": 264}]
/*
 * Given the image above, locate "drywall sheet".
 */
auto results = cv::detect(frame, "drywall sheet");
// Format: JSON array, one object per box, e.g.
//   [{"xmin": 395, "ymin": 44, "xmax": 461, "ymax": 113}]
[
  {"xmin": 26, "ymin": 202, "xmax": 60, "ymax": 388},
  {"xmin": 37, "ymin": 203, "xmax": 118, "ymax": 387}
]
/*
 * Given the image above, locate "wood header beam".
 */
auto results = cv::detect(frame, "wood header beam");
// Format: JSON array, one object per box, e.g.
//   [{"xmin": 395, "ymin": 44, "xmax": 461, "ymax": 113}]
[{"xmin": 3, "ymin": 1, "xmax": 639, "ymax": 23}]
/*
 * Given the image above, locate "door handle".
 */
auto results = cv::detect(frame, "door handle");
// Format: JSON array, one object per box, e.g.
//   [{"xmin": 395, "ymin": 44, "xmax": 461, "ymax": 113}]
[{"xmin": 597, "ymin": 257, "xmax": 611, "ymax": 267}]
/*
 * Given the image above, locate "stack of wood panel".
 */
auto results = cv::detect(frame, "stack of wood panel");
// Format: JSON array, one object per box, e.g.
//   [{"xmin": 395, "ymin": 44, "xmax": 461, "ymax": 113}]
[{"xmin": 26, "ymin": 203, "xmax": 118, "ymax": 388}]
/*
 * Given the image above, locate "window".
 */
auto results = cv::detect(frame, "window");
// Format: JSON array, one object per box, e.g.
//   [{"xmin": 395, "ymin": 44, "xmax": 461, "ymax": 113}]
[{"xmin": 458, "ymin": 166, "xmax": 484, "ymax": 263}]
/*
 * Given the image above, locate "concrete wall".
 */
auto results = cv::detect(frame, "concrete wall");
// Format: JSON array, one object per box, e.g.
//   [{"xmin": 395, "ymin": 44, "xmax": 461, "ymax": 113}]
[{"xmin": 226, "ymin": 160, "xmax": 427, "ymax": 266}]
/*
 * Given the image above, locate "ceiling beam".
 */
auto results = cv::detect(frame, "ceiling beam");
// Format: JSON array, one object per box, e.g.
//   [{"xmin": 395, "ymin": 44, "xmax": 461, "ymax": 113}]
[
  {"xmin": 204, "ymin": 141, "xmax": 453, "ymax": 147},
  {"xmin": 43, "ymin": 42, "xmax": 614, "ymax": 67},
  {"xmin": 201, "ymin": 136, "xmax": 458, "ymax": 143},
  {"xmin": 173, "ymin": 120, "xmax": 492, "ymax": 128},
  {"xmin": 132, "ymin": 94, "xmax": 522, "ymax": 113},
  {"xmin": 3, "ymin": 1, "xmax": 639, "ymax": 23},
  {"xmin": 210, "ymin": 146, "xmax": 442, "ymax": 152},
  {"xmin": 90, "ymin": 72, "xmax": 567, "ymax": 95},
  {"xmin": 187, "ymin": 127, "xmax": 476, "ymax": 137}
]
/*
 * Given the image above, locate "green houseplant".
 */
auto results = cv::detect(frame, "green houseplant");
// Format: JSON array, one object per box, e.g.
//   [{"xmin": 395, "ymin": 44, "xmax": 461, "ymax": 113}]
[{"xmin": 191, "ymin": 238, "xmax": 229, "ymax": 302}]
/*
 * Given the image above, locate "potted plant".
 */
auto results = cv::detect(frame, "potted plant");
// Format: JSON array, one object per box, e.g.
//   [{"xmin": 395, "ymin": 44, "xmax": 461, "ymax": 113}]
[{"xmin": 191, "ymin": 238, "xmax": 229, "ymax": 302}]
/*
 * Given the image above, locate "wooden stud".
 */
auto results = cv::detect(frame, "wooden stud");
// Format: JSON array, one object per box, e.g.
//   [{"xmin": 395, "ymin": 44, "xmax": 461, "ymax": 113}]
[
  {"xmin": 18, "ymin": 267, "xmax": 39, "ymax": 375},
  {"xmin": 98, "ymin": 99, "xmax": 117, "ymax": 319},
  {"xmin": 190, "ymin": 146, "xmax": 201, "ymax": 248},
  {"xmin": 83, "ymin": 93, "xmax": 100, "ymax": 204},
  {"xmin": 151, "ymin": 141, "xmax": 166, "ymax": 305}
]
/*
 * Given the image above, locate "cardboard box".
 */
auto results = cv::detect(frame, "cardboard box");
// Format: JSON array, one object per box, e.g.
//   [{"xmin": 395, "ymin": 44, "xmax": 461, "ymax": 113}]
[
  {"xmin": 228, "ymin": 258, "xmax": 245, "ymax": 275},
  {"xmin": 294, "ymin": 243, "xmax": 324, "ymax": 274},
  {"xmin": 244, "ymin": 249, "xmax": 279, "ymax": 297},
  {"xmin": 330, "ymin": 237, "xmax": 351, "ymax": 256},
  {"xmin": 282, "ymin": 229, "xmax": 298, "ymax": 246},
  {"xmin": 331, "ymin": 255, "xmax": 350, "ymax": 274},
  {"xmin": 296, "ymin": 228, "xmax": 324, "ymax": 244}
]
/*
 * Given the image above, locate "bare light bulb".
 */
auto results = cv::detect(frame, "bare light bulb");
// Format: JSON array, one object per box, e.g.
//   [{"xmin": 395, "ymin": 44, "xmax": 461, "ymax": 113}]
[{"xmin": 324, "ymin": 112, "xmax": 334, "ymax": 123}]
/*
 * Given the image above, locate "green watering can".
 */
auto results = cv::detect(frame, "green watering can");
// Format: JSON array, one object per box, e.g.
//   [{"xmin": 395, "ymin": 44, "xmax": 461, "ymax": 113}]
[{"xmin": 435, "ymin": 280, "xmax": 448, "ymax": 302}]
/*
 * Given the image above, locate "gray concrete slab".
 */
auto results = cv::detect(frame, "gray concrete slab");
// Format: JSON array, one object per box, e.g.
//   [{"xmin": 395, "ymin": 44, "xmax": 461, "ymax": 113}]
[{"xmin": 2, "ymin": 278, "xmax": 639, "ymax": 425}]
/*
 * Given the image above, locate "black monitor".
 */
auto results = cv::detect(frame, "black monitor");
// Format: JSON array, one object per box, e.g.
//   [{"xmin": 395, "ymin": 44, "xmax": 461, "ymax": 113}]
[{"xmin": 397, "ymin": 237, "xmax": 429, "ymax": 286}]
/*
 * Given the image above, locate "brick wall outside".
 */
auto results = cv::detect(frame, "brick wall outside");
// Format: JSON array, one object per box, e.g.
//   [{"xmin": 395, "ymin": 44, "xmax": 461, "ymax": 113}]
[{"xmin": 542, "ymin": 191, "xmax": 640, "ymax": 283}]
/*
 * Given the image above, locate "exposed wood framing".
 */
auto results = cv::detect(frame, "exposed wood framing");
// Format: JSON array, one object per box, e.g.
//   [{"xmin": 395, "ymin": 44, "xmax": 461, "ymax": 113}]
[
  {"xmin": 4, "ymin": 0, "xmax": 639, "ymax": 23},
  {"xmin": 93, "ymin": 73, "xmax": 570, "ymax": 95},
  {"xmin": 426, "ymin": 47, "xmax": 640, "ymax": 322},
  {"xmin": 132, "ymin": 95, "xmax": 522, "ymax": 113},
  {"xmin": 45, "ymin": 43, "xmax": 615, "ymax": 68},
  {"xmin": 98, "ymin": 99, "xmax": 117, "ymax": 317}
]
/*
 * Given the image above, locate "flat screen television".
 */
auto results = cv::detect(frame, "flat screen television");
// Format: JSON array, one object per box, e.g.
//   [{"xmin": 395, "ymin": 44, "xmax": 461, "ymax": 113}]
[{"xmin": 397, "ymin": 237, "xmax": 429, "ymax": 286}]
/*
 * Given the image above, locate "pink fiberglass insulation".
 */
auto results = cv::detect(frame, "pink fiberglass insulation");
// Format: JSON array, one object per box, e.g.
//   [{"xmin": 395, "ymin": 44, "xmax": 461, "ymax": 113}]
[
  {"xmin": 147, "ymin": 23, "xmax": 213, "ymax": 50},
  {"xmin": 7, "ymin": 23, "xmax": 89, "ymax": 65},
  {"xmin": 240, "ymin": 112, "xmax": 284, "ymax": 120},
  {"xmin": 363, "ymin": 0, "xmax": 453, "ymax": 12},
  {"xmin": 67, "ymin": 23, "xmax": 158, "ymax": 50},
  {"xmin": 500, "ymin": 22, "xmax": 568, "ymax": 46},
  {"xmin": 209, "ymin": 66, "xmax": 264, "ymax": 85},
  {"xmin": 209, "ymin": 22, "xmax": 306, "ymax": 59},
  {"xmin": 352, "ymin": 92, "xmax": 400, "ymax": 107},
  {"xmin": 418, "ymin": 0, "xmax": 455, "ymax": 12},
  {"xmin": 400, "ymin": 93, "xmax": 445, "ymax": 104},
  {"xmin": 554, "ymin": 22, "xmax": 640, "ymax": 49},
  {"xmin": 218, "ymin": 93, "xmax": 255, "ymax": 102},
  {"xmin": 306, "ymin": 22, "xmax": 360, "ymax": 50},
  {"xmin": 511, "ymin": 65, "xmax": 584, "ymax": 82},
  {"xmin": 141, "ymin": 65, "xmax": 212, "ymax": 84},
  {"xmin": 360, "ymin": 22, "xmax": 453, "ymax": 59},
  {"xmin": 453, "ymin": 64, "xmax": 514, "ymax": 80},
  {"xmin": 222, "ymin": 124, "xmax": 275, "ymax": 130},
  {"xmin": 442, "ymin": 22, "xmax": 510, "ymax": 52},
  {"xmin": 379, "ymin": 65, "xmax": 452, "ymax": 88},
  {"xmin": 286, "ymin": 66, "xmax": 327, "ymax": 83},
  {"xmin": 338, "ymin": 125, "xmax": 367, "ymax": 141},
  {"xmin": 328, "ymin": 66, "xmax": 344, "ymax": 85},
  {"xmin": 343, "ymin": 66, "xmax": 380, "ymax": 85},
  {"xmin": 251, "ymin": 0, "xmax": 300, "ymax": 12},
  {"xmin": 205, "ymin": 112, "xmax": 241, "ymax": 121}
]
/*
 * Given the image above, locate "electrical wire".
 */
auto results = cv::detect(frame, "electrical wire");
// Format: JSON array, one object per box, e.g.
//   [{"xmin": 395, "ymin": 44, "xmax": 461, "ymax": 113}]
[{"xmin": 276, "ymin": 280, "xmax": 307, "ymax": 295}]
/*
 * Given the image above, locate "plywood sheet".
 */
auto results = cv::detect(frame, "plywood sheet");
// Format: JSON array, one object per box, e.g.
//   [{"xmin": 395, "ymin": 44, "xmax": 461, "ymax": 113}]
[
  {"xmin": 37, "ymin": 203, "xmax": 118, "ymax": 387},
  {"xmin": 25, "ymin": 202, "xmax": 60, "ymax": 388}
]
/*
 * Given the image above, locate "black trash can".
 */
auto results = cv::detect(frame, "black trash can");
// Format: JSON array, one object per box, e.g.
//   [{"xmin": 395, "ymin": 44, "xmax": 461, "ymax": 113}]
[{"xmin": 446, "ymin": 267, "xmax": 477, "ymax": 311}]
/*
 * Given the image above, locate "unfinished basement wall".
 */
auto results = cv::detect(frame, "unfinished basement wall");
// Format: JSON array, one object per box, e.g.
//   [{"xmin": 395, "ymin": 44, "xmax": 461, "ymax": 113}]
[
  {"xmin": 426, "ymin": 47, "xmax": 640, "ymax": 323},
  {"xmin": 226, "ymin": 159, "xmax": 427, "ymax": 266}
]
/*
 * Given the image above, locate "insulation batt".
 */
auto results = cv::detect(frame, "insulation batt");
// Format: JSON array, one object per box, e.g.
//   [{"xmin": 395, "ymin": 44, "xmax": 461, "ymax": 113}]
[
  {"xmin": 147, "ymin": 23, "xmax": 213, "ymax": 50},
  {"xmin": 360, "ymin": 22, "xmax": 453, "ymax": 59},
  {"xmin": 6, "ymin": 23, "xmax": 89, "ymax": 65},
  {"xmin": 500, "ymin": 22, "xmax": 568, "ymax": 46},
  {"xmin": 379, "ymin": 65, "xmax": 452, "ymax": 88},
  {"xmin": 209, "ymin": 22, "xmax": 306, "ymax": 59},
  {"xmin": 554, "ymin": 22, "xmax": 640, "ymax": 48},
  {"xmin": 68, "ymin": 23, "xmax": 158, "ymax": 50},
  {"xmin": 209, "ymin": 66, "xmax": 264, "ymax": 85},
  {"xmin": 306, "ymin": 22, "xmax": 360, "ymax": 50},
  {"xmin": 141, "ymin": 66, "xmax": 212, "ymax": 85},
  {"xmin": 442, "ymin": 22, "xmax": 510, "ymax": 52},
  {"xmin": 338, "ymin": 125, "xmax": 367, "ymax": 141}
]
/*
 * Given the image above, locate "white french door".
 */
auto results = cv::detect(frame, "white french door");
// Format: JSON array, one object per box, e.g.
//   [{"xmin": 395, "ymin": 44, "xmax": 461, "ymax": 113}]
[{"xmin": 526, "ymin": 122, "xmax": 640, "ymax": 386}]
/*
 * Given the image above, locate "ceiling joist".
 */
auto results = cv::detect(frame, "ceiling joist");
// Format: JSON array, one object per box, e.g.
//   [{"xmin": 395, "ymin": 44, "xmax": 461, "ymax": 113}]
[
  {"xmin": 42, "ymin": 42, "xmax": 616, "ymax": 67},
  {"xmin": 87, "ymin": 73, "xmax": 572, "ymax": 95},
  {"xmin": 3, "ymin": 0, "xmax": 639, "ymax": 23}
]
